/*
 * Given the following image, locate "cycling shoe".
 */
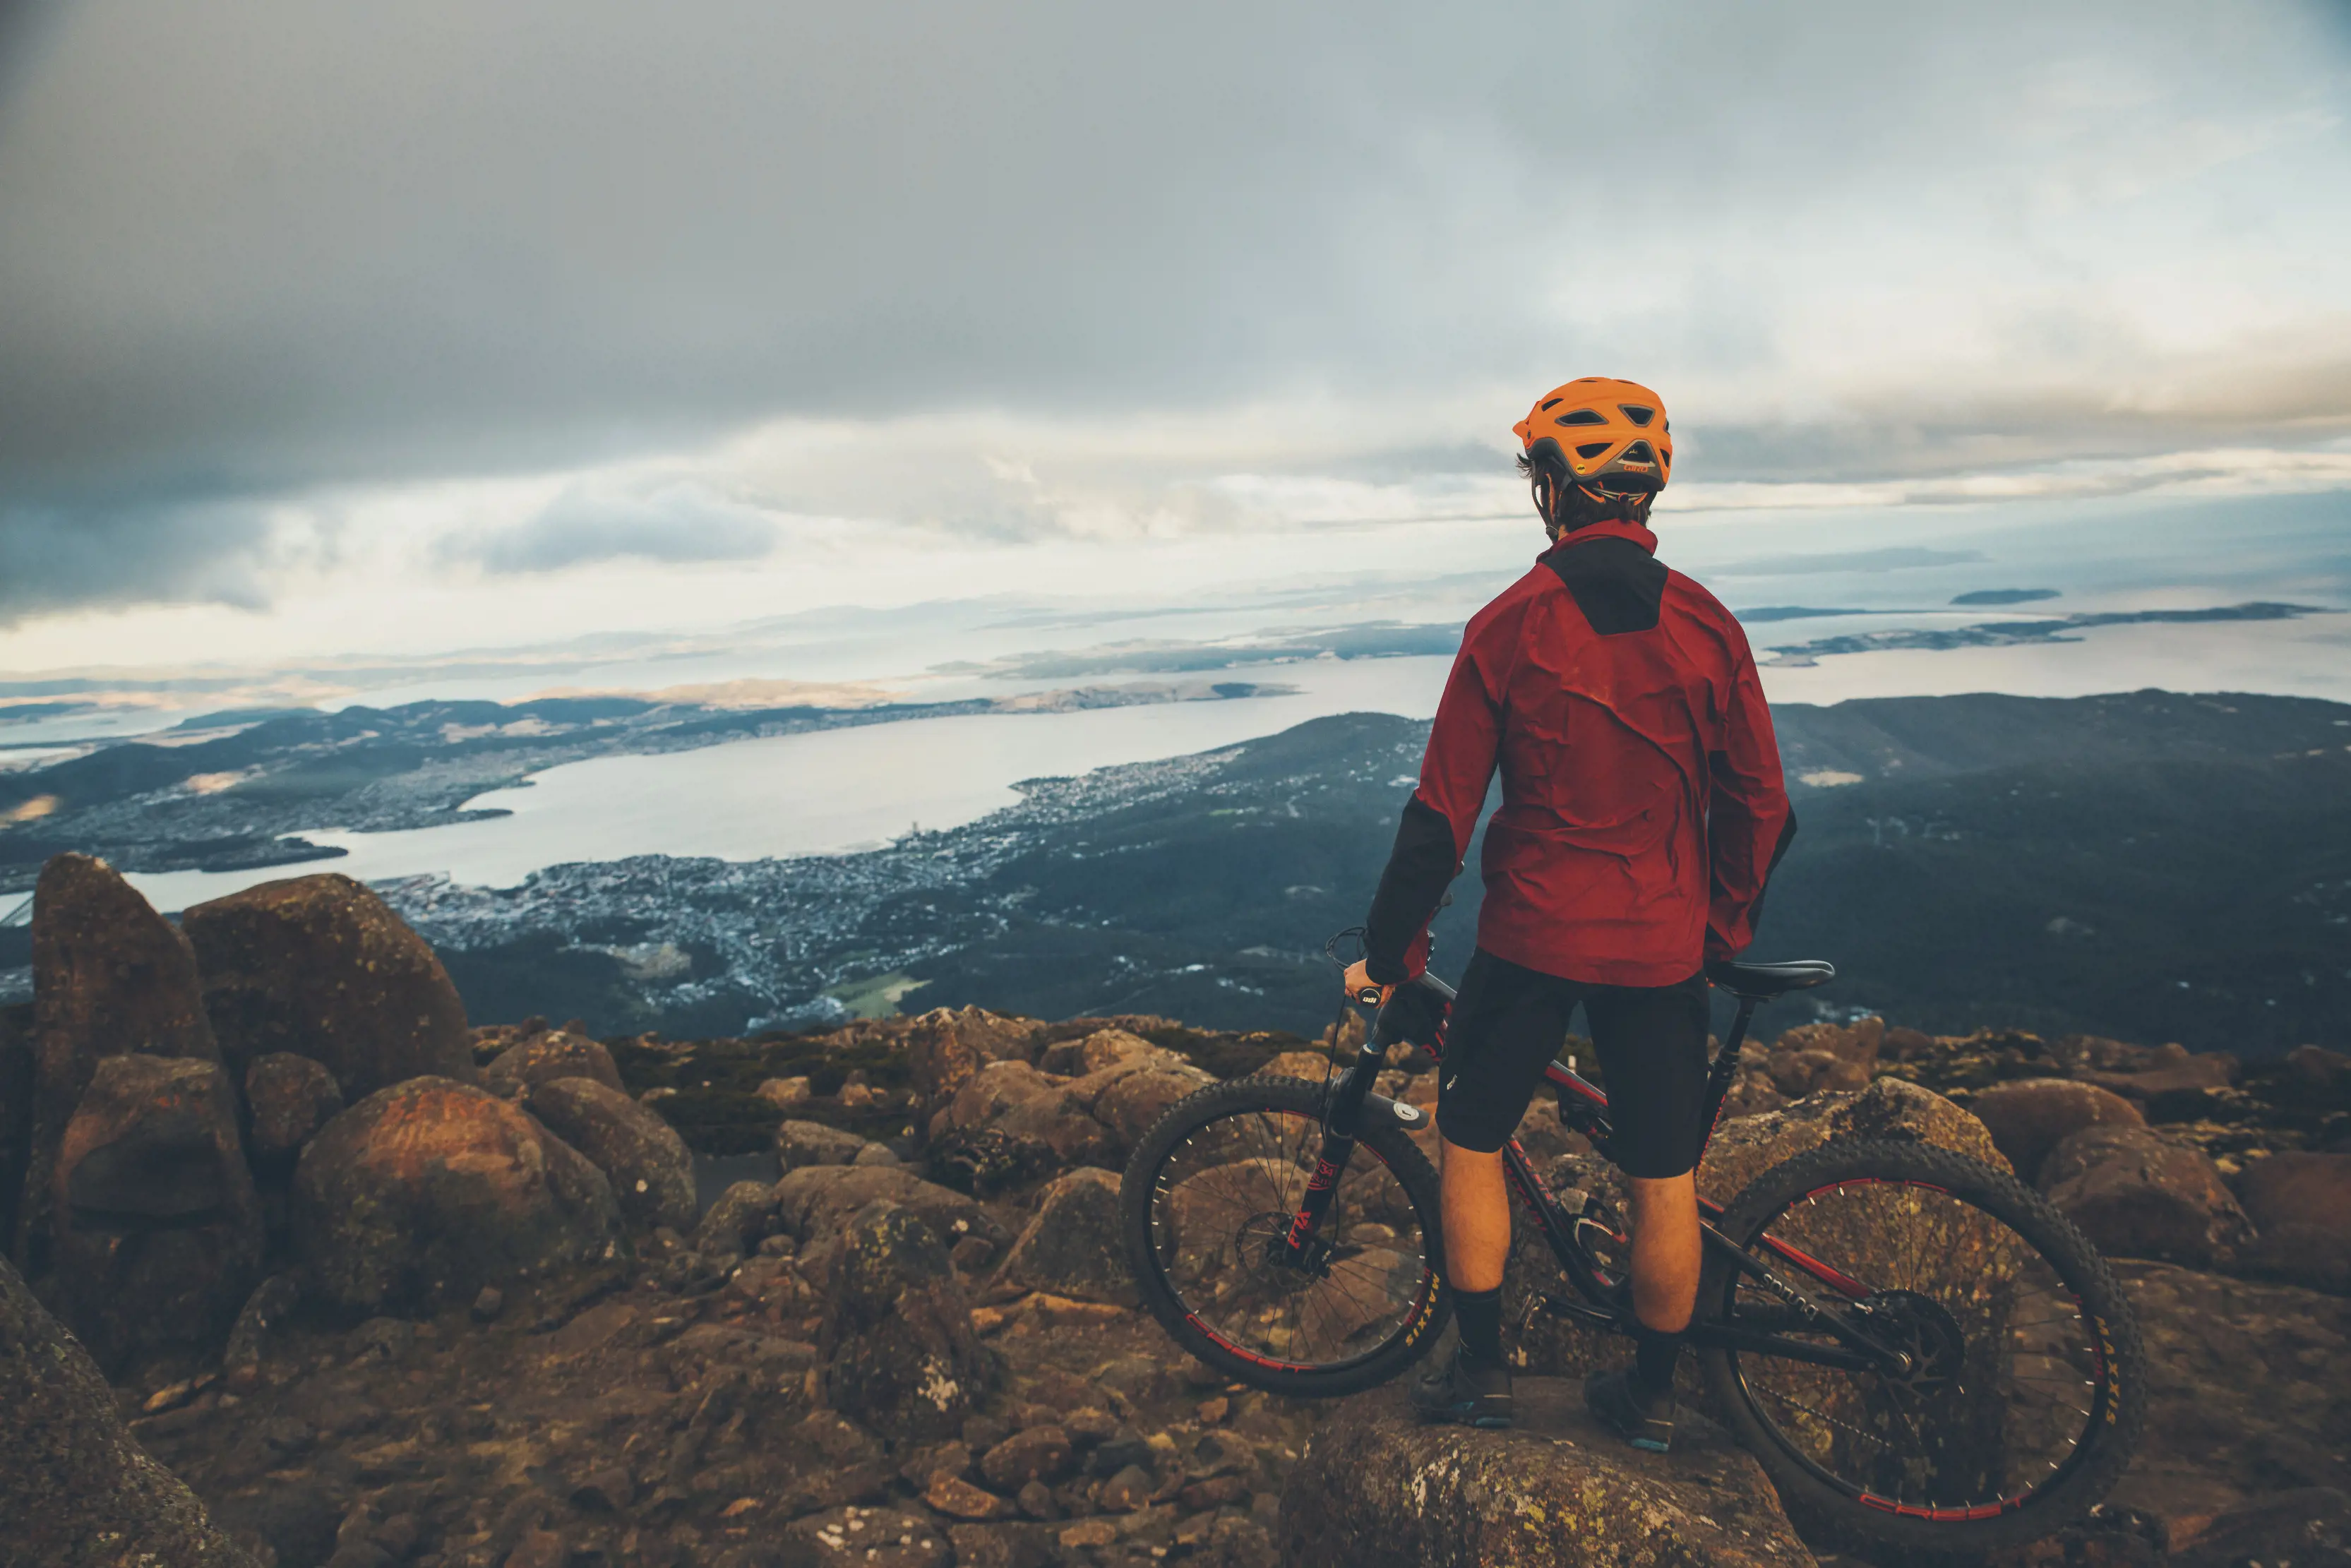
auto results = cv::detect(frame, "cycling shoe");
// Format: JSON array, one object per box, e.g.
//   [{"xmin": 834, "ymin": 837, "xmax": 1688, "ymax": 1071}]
[
  {"xmin": 1584, "ymin": 1365, "xmax": 1675, "ymax": 1452},
  {"xmin": 1410, "ymin": 1345, "xmax": 1514, "ymax": 1429}
]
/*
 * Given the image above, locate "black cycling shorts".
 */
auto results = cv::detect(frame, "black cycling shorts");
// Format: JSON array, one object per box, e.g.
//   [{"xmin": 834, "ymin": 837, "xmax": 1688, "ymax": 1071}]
[{"xmin": 1433, "ymin": 947, "xmax": 1711, "ymax": 1178}]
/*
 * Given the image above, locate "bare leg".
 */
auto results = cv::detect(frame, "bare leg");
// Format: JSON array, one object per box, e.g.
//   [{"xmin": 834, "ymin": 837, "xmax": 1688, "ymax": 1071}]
[
  {"xmin": 1440, "ymin": 1138, "xmax": 1511, "ymax": 1292},
  {"xmin": 1627, "ymin": 1171, "xmax": 1701, "ymax": 1333}
]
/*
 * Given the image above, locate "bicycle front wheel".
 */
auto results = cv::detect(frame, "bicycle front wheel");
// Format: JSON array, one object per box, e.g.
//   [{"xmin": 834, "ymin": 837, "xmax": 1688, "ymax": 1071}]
[
  {"xmin": 1120, "ymin": 1074, "xmax": 1448, "ymax": 1398},
  {"xmin": 1699, "ymin": 1138, "xmax": 2146, "ymax": 1560}
]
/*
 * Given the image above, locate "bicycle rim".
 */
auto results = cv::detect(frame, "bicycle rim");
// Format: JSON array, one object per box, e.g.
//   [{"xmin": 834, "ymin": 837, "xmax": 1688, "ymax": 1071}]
[
  {"xmin": 1140, "ymin": 1102, "xmax": 1440, "ymax": 1376},
  {"xmin": 1719, "ymin": 1173, "xmax": 2120, "ymax": 1521}
]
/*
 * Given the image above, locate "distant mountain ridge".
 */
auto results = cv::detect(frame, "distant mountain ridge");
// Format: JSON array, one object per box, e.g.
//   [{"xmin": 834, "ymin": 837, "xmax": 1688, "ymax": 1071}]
[{"xmin": 896, "ymin": 690, "xmax": 2350, "ymax": 1054}]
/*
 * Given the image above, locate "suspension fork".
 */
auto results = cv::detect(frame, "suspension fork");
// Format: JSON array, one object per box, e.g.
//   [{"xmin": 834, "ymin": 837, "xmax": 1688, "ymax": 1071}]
[{"xmin": 1277, "ymin": 1025, "xmax": 1388, "ymax": 1264}]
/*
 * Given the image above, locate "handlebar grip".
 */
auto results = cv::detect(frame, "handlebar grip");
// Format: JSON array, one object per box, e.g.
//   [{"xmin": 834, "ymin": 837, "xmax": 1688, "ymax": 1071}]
[{"xmin": 1353, "ymin": 986, "xmax": 1385, "ymax": 1007}]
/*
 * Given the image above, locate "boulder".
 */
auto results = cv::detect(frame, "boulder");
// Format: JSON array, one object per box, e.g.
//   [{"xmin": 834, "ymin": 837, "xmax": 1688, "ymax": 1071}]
[
  {"xmin": 1762, "ymin": 1017, "xmax": 1882, "ymax": 1100},
  {"xmin": 693, "ymin": 1178, "xmax": 782, "ymax": 1258},
  {"xmin": 181, "ymin": 873, "xmax": 474, "ymax": 1100},
  {"xmin": 1279, "ymin": 1377, "xmax": 1812, "ymax": 1568},
  {"xmin": 53, "ymin": 1054, "xmax": 263, "ymax": 1368},
  {"xmin": 1880, "ymin": 1024, "xmax": 1934, "ymax": 1060},
  {"xmin": 756, "ymin": 1075, "xmax": 812, "ymax": 1111},
  {"xmin": 1965, "ymin": 1077, "xmax": 2145, "ymax": 1185},
  {"xmin": 1697, "ymin": 1075, "xmax": 2008, "ymax": 1208},
  {"xmin": 993, "ymin": 1087, "xmax": 1119, "ymax": 1170},
  {"xmin": 924, "ymin": 1125, "xmax": 1058, "ymax": 1199},
  {"xmin": 1038, "ymin": 1027, "xmax": 1169, "ymax": 1077},
  {"xmin": 2232, "ymin": 1151, "xmax": 2351, "ymax": 1293},
  {"xmin": 996, "ymin": 1168, "xmax": 1135, "ymax": 1305},
  {"xmin": 244, "ymin": 1051, "xmax": 344, "ymax": 1165},
  {"xmin": 820, "ymin": 1199, "xmax": 998, "ymax": 1442},
  {"xmin": 17, "ymin": 853, "xmax": 219, "ymax": 1267},
  {"xmin": 907, "ymin": 1006, "xmax": 1036, "ymax": 1127},
  {"xmin": 2100, "ymin": 1261, "xmax": 2351, "ymax": 1533},
  {"xmin": 778, "ymin": 1118, "xmax": 875, "ymax": 1171},
  {"xmin": 2173, "ymin": 1488, "xmax": 2350, "ymax": 1568},
  {"xmin": 980, "ymin": 1424, "xmax": 1075, "ymax": 1490},
  {"xmin": 478, "ymin": 1030, "xmax": 623, "ymax": 1099},
  {"xmin": 1091, "ymin": 1066, "xmax": 1213, "ymax": 1149},
  {"xmin": 292, "ymin": 1077, "xmax": 625, "ymax": 1312},
  {"xmin": 2039, "ymin": 1123, "xmax": 2254, "ymax": 1269},
  {"xmin": 2081, "ymin": 1043, "xmax": 2237, "ymax": 1115},
  {"xmin": 1263, "ymin": 1050, "xmax": 1334, "ymax": 1081},
  {"xmin": 938, "ymin": 1060, "xmax": 1063, "ymax": 1136},
  {"xmin": 774, "ymin": 1163, "xmax": 1000, "ymax": 1252},
  {"xmin": 221, "ymin": 1271, "xmax": 302, "ymax": 1389},
  {"xmin": 0, "ymin": 1251, "xmax": 258, "ymax": 1567},
  {"xmin": 523, "ymin": 1075, "xmax": 697, "ymax": 1233}
]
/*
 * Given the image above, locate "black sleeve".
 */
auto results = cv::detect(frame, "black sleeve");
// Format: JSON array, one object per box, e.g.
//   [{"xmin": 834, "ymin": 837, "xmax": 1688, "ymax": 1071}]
[{"xmin": 1363, "ymin": 795, "xmax": 1461, "ymax": 983}]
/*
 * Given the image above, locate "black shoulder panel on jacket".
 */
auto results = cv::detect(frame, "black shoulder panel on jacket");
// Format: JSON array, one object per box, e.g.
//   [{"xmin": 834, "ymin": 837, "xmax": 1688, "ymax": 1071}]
[{"xmin": 1543, "ymin": 537, "xmax": 1668, "ymax": 635}]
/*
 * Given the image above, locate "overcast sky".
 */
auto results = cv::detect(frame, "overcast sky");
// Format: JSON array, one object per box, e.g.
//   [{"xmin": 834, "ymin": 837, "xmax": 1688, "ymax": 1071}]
[{"xmin": 1, "ymin": 1, "xmax": 2346, "ymax": 669}]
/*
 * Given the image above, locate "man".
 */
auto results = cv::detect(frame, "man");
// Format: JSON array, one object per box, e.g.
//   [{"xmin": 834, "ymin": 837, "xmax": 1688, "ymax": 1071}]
[{"xmin": 1342, "ymin": 377, "xmax": 1793, "ymax": 1449}]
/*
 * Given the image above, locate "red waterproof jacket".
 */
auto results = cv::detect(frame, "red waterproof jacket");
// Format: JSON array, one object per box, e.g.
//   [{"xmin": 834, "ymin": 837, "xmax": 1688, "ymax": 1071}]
[{"xmin": 1364, "ymin": 517, "xmax": 1795, "ymax": 988}]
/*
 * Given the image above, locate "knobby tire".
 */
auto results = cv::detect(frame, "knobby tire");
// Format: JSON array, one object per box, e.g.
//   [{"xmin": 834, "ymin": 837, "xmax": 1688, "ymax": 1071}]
[
  {"xmin": 1120, "ymin": 1074, "xmax": 1448, "ymax": 1399},
  {"xmin": 1696, "ymin": 1138, "xmax": 2148, "ymax": 1559}
]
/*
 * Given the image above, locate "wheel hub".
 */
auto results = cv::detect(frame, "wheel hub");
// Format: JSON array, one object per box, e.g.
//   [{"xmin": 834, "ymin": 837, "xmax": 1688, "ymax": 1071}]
[
  {"xmin": 1235, "ymin": 1211, "xmax": 1353, "ymax": 1291},
  {"xmin": 1851, "ymin": 1288, "xmax": 1967, "ymax": 1390}
]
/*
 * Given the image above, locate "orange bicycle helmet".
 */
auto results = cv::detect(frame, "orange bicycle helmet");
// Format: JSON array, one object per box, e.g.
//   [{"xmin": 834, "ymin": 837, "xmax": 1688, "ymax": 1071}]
[{"xmin": 1512, "ymin": 376, "xmax": 1673, "ymax": 497}]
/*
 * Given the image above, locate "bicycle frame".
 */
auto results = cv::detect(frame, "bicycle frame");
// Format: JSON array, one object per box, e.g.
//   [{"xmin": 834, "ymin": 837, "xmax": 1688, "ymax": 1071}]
[{"xmin": 1286, "ymin": 971, "xmax": 1907, "ymax": 1377}]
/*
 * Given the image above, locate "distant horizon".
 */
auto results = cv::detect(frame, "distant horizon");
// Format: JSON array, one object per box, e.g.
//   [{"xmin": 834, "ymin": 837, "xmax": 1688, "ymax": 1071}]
[{"xmin": 4, "ymin": 3, "xmax": 2347, "ymax": 683}]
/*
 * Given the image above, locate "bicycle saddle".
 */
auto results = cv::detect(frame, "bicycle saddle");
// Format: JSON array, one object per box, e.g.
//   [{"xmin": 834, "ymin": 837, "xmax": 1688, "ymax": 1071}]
[{"xmin": 1705, "ymin": 958, "xmax": 1836, "ymax": 999}]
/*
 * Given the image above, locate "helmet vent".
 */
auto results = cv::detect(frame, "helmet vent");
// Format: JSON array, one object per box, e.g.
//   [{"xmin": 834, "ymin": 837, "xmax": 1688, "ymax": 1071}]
[
  {"xmin": 1575, "ymin": 442, "xmax": 1613, "ymax": 460},
  {"xmin": 1622, "ymin": 441, "xmax": 1657, "ymax": 465},
  {"xmin": 1555, "ymin": 409, "xmax": 1608, "ymax": 426},
  {"xmin": 1619, "ymin": 406, "xmax": 1655, "ymax": 426},
  {"xmin": 1540, "ymin": 397, "xmax": 1565, "ymax": 412}
]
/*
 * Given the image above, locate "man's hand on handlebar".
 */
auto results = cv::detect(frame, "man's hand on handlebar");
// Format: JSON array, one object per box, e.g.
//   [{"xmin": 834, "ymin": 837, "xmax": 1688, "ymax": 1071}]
[{"xmin": 1341, "ymin": 959, "xmax": 1392, "ymax": 1010}]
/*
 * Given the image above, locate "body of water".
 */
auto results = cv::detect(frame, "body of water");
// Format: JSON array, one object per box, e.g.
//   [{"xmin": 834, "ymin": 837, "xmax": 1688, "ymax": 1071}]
[
  {"xmin": 114, "ymin": 593, "xmax": 2351, "ymax": 915},
  {"xmin": 124, "ymin": 654, "xmax": 1457, "ymax": 911}
]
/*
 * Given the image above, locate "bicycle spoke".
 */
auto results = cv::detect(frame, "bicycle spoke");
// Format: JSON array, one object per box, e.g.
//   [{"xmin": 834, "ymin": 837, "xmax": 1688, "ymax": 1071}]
[
  {"xmin": 1725, "ymin": 1174, "xmax": 2110, "ymax": 1514},
  {"xmin": 1148, "ymin": 1101, "xmax": 1432, "ymax": 1372}
]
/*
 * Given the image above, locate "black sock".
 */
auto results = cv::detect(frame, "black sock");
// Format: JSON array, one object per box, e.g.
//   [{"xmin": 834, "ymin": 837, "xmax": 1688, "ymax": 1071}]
[
  {"xmin": 1454, "ymin": 1286, "xmax": 1504, "ymax": 1366},
  {"xmin": 1634, "ymin": 1326, "xmax": 1682, "ymax": 1398}
]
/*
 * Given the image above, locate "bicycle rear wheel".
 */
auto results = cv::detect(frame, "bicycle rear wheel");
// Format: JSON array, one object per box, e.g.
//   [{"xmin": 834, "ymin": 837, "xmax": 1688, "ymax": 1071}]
[
  {"xmin": 1699, "ymin": 1138, "xmax": 2146, "ymax": 1559},
  {"xmin": 1120, "ymin": 1074, "xmax": 1447, "ymax": 1398}
]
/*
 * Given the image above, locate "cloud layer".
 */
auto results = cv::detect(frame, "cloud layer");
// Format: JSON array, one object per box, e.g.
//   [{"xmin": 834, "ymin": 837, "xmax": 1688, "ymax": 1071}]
[{"xmin": 0, "ymin": 0, "xmax": 2346, "ymax": 628}]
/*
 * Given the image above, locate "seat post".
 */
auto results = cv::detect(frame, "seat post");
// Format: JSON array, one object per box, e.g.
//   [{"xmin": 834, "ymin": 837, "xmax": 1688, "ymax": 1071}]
[{"xmin": 1695, "ymin": 997, "xmax": 1761, "ymax": 1160}]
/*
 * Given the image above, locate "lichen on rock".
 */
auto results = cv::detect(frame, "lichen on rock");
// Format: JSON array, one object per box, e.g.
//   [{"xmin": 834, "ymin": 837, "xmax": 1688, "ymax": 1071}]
[{"xmin": 1280, "ymin": 1378, "xmax": 1814, "ymax": 1568}]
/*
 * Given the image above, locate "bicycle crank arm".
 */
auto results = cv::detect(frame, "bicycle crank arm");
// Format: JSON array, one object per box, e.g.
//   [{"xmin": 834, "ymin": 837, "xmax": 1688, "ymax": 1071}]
[{"xmin": 1525, "ymin": 1291, "xmax": 1622, "ymax": 1333}]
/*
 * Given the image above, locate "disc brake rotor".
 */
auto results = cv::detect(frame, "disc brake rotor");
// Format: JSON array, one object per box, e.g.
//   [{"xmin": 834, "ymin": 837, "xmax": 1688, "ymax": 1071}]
[
  {"xmin": 1233, "ymin": 1211, "xmax": 1363, "ymax": 1293},
  {"xmin": 1850, "ymin": 1287, "xmax": 1968, "ymax": 1391}
]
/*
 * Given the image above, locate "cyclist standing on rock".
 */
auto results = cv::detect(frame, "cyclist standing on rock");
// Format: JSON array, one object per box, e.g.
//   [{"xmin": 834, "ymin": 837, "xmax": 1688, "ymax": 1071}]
[{"xmin": 1343, "ymin": 377, "xmax": 1795, "ymax": 1448}]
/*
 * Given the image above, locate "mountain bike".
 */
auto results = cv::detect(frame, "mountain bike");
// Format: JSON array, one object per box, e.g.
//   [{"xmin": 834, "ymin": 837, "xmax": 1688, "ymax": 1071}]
[{"xmin": 1118, "ymin": 938, "xmax": 2146, "ymax": 1558}]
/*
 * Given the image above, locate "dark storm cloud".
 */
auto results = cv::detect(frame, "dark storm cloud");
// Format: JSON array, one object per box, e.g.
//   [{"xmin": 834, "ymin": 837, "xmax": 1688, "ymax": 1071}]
[
  {"xmin": 0, "ymin": 491, "xmax": 277, "ymax": 619},
  {"xmin": 0, "ymin": 0, "xmax": 2345, "ymax": 619}
]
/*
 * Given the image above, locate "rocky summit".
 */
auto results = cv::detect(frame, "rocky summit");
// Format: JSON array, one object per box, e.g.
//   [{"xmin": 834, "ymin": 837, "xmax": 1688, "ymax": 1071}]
[{"xmin": 0, "ymin": 851, "xmax": 2347, "ymax": 1567}]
